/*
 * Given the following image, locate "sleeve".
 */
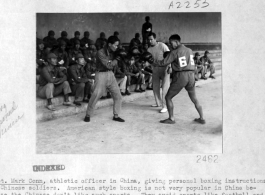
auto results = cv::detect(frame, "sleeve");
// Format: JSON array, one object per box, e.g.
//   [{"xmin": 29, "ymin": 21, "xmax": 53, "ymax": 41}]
[
  {"xmin": 207, "ymin": 58, "xmax": 213, "ymax": 65},
  {"xmin": 41, "ymin": 67, "xmax": 63, "ymax": 83},
  {"xmin": 68, "ymin": 66, "xmax": 89, "ymax": 83},
  {"xmin": 162, "ymin": 43, "xmax": 170, "ymax": 52},
  {"xmin": 155, "ymin": 51, "xmax": 176, "ymax": 67},
  {"xmin": 97, "ymin": 50, "xmax": 117, "ymax": 70}
]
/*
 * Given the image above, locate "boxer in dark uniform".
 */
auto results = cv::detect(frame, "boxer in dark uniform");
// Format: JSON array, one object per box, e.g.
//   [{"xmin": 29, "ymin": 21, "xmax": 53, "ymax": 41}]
[{"xmin": 141, "ymin": 34, "xmax": 205, "ymax": 124}]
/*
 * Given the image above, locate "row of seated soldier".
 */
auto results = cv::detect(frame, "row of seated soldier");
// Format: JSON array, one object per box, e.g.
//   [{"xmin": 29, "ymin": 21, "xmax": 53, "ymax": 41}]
[
  {"xmin": 36, "ymin": 30, "xmax": 214, "ymax": 111},
  {"xmin": 36, "ymin": 31, "xmax": 153, "ymax": 111}
]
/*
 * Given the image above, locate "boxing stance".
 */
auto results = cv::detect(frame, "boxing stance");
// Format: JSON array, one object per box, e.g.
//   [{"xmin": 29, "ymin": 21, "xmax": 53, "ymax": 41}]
[{"xmin": 141, "ymin": 34, "xmax": 205, "ymax": 124}]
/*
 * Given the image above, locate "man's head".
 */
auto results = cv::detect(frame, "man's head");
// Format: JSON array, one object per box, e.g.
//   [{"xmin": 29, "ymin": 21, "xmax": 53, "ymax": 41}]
[
  {"xmin": 37, "ymin": 39, "xmax": 44, "ymax": 50},
  {"xmin": 84, "ymin": 31, "xmax": 90, "ymax": 38},
  {"xmin": 59, "ymin": 40, "xmax": 66, "ymax": 51},
  {"xmin": 47, "ymin": 53, "xmax": 58, "ymax": 65},
  {"xmin": 148, "ymin": 32, "xmax": 157, "ymax": 46},
  {"xmin": 128, "ymin": 55, "xmax": 136, "ymax": 66},
  {"xmin": 74, "ymin": 40, "xmax": 80, "ymax": 50},
  {"xmin": 75, "ymin": 53, "xmax": 86, "ymax": 66},
  {"xmin": 135, "ymin": 33, "xmax": 140, "ymax": 39},
  {"xmin": 107, "ymin": 36, "xmax": 120, "ymax": 52},
  {"xmin": 169, "ymin": 34, "xmax": 181, "ymax": 49},
  {"xmin": 204, "ymin": 50, "xmax": 210, "ymax": 57},
  {"xmin": 195, "ymin": 52, "xmax": 200, "ymax": 59},
  {"xmin": 74, "ymin": 31, "xmax": 80, "ymax": 39},
  {"xmin": 61, "ymin": 31, "xmax": 68, "ymax": 38},
  {"xmin": 48, "ymin": 30, "xmax": 55, "ymax": 38},
  {"xmin": 145, "ymin": 16, "xmax": 150, "ymax": 22},
  {"xmin": 143, "ymin": 41, "xmax": 149, "ymax": 50},
  {"xmin": 114, "ymin": 31, "xmax": 119, "ymax": 37},
  {"xmin": 100, "ymin": 32, "xmax": 106, "ymax": 39}
]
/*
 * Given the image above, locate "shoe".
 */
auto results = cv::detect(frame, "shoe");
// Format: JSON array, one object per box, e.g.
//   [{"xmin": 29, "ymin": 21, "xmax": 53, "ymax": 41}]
[
  {"xmin": 46, "ymin": 104, "xmax": 56, "ymax": 111},
  {"xmin": 209, "ymin": 75, "xmax": 215, "ymax": 79},
  {"xmin": 140, "ymin": 88, "xmax": 145, "ymax": 92},
  {"xmin": 160, "ymin": 108, "xmax": 168, "ymax": 113},
  {"xmin": 113, "ymin": 116, "xmax": 125, "ymax": 122},
  {"xmin": 160, "ymin": 118, "xmax": 175, "ymax": 124},
  {"xmin": 194, "ymin": 118, "xmax": 206, "ymax": 124},
  {"xmin": 84, "ymin": 116, "xmax": 90, "ymax": 122},
  {"xmin": 63, "ymin": 101, "xmax": 72, "ymax": 106},
  {"xmin": 74, "ymin": 101, "xmax": 82, "ymax": 106},
  {"xmin": 151, "ymin": 104, "xmax": 160, "ymax": 107},
  {"xmin": 147, "ymin": 87, "xmax": 153, "ymax": 90},
  {"xmin": 121, "ymin": 92, "xmax": 126, "ymax": 96},
  {"xmin": 83, "ymin": 98, "xmax": 89, "ymax": 103},
  {"xmin": 125, "ymin": 91, "xmax": 131, "ymax": 95},
  {"xmin": 101, "ymin": 96, "xmax": 107, "ymax": 99},
  {"xmin": 107, "ymin": 93, "xmax": 111, "ymax": 98},
  {"xmin": 201, "ymin": 76, "xmax": 207, "ymax": 80},
  {"xmin": 135, "ymin": 89, "xmax": 141, "ymax": 92}
]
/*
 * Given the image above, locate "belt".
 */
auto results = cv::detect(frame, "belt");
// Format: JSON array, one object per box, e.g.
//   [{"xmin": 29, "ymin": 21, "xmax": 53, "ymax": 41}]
[
  {"xmin": 98, "ymin": 70, "xmax": 112, "ymax": 72},
  {"xmin": 174, "ymin": 70, "xmax": 194, "ymax": 72}
]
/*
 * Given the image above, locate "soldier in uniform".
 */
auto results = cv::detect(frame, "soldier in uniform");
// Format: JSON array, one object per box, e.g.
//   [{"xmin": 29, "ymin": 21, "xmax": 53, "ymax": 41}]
[
  {"xmin": 200, "ymin": 50, "xmax": 215, "ymax": 79},
  {"xmin": 193, "ymin": 52, "xmax": 206, "ymax": 80},
  {"xmin": 68, "ymin": 54, "xmax": 94, "ymax": 106},
  {"xmin": 142, "ymin": 34, "xmax": 205, "ymax": 124},
  {"xmin": 70, "ymin": 31, "xmax": 81, "ymax": 49},
  {"xmin": 37, "ymin": 53, "xmax": 72, "ymax": 111},
  {"xmin": 57, "ymin": 31, "xmax": 71, "ymax": 51},
  {"xmin": 68, "ymin": 40, "xmax": 83, "ymax": 65},
  {"xmin": 52, "ymin": 40, "xmax": 69, "ymax": 69},
  {"xmin": 80, "ymin": 31, "xmax": 93, "ymax": 50},
  {"xmin": 95, "ymin": 32, "xmax": 107, "ymax": 50},
  {"xmin": 43, "ymin": 30, "xmax": 58, "ymax": 49}
]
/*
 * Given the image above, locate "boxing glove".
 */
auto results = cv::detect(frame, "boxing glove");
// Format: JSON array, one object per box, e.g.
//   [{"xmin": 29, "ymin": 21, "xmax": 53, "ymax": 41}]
[{"xmin": 141, "ymin": 52, "xmax": 154, "ymax": 64}]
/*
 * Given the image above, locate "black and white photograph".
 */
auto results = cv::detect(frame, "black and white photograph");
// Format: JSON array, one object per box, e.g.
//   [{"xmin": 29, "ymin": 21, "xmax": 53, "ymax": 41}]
[{"xmin": 36, "ymin": 13, "xmax": 222, "ymax": 154}]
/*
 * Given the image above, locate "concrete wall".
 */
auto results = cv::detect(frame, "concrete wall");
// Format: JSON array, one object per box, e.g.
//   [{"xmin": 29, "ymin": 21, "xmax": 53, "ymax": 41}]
[{"xmin": 37, "ymin": 13, "xmax": 221, "ymax": 43}]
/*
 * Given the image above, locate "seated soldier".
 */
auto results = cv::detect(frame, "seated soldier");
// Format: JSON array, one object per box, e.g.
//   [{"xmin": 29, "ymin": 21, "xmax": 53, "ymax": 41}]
[
  {"xmin": 83, "ymin": 40, "xmax": 97, "ymax": 64},
  {"xmin": 142, "ymin": 41, "xmax": 149, "ymax": 53},
  {"xmin": 129, "ymin": 33, "xmax": 143, "ymax": 52},
  {"xmin": 127, "ymin": 55, "xmax": 145, "ymax": 92},
  {"xmin": 95, "ymin": 32, "xmax": 107, "ymax": 50},
  {"xmin": 43, "ymin": 30, "xmax": 58, "ymax": 50},
  {"xmin": 36, "ymin": 39, "xmax": 47, "ymax": 76},
  {"xmin": 80, "ymin": 31, "xmax": 93, "ymax": 50},
  {"xmin": 68, "ymin": 54, "xmax": 94, "ymax": 106},
  {"xmin": 57, "ymin": 31, "xmax": 71, "ymax": 51},
  {"xmin": 68, "ymin": 40, "xmax": 83, "ymax": 65},
  {"xmin": 37, "ymin": 53, "xmax": 72, "ymax": 111},
  {"xmin": 52, "ymin": 40, "xmax": 69, "ymax": 69},
  {"xmin": 200, "ymin": 50, "xmax": 215, "ymax": 79},
  {"xmin": 194, "ymin": 52, "xmax": 206, "ymax": 80},
  {"xmin": 69, "ymin": 31, "xmax": 81, "ymax": 49}
]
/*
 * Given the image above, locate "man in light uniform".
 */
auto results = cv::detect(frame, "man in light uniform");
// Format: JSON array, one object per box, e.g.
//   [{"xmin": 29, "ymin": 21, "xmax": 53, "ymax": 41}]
[
  {"xmin": 142, "ymin": 34, "xmax": 205, "ymax": 124},
  {"xmin": 147, "ymin": 32, "xmax": 171, "ymax": 113}
]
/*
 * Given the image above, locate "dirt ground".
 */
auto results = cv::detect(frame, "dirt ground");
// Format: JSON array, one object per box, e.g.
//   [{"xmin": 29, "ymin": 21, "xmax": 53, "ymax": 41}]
[{"xmin": 37, "ymin": 76, "xmax": 222, "ymax": 154}]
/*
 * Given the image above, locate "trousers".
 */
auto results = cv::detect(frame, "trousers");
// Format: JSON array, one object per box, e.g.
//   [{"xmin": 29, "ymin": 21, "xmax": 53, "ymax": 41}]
[
  {"xmin": 86, "ymin": 71, "xmax": 122, "ymax": 116},
  {"xmin": 152, "ymin": 66, "xmax": 170, "ymax": 108},
  {"xmin": 37, "ymin": 81, "xmax": 71, "ymax": 99}
]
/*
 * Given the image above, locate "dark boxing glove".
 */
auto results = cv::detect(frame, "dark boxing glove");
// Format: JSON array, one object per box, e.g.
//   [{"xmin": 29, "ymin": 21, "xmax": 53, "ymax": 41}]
[
  {"xmin": 163, "ymin": 51, "xmax": 170, "ymax": 59},
  {"xmin": 141, "ymin": 52, "xmax": 154, "ymax": 64},
  {"xmin": 115, "ymin": 49, "xmax": 127, "ymax": 61}
]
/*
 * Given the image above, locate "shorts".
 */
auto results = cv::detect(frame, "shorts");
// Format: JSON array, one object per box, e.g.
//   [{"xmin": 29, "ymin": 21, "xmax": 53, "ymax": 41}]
[{"xmin": 167, "ymin": 71, "xmax": 195, "ymax": 97}]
